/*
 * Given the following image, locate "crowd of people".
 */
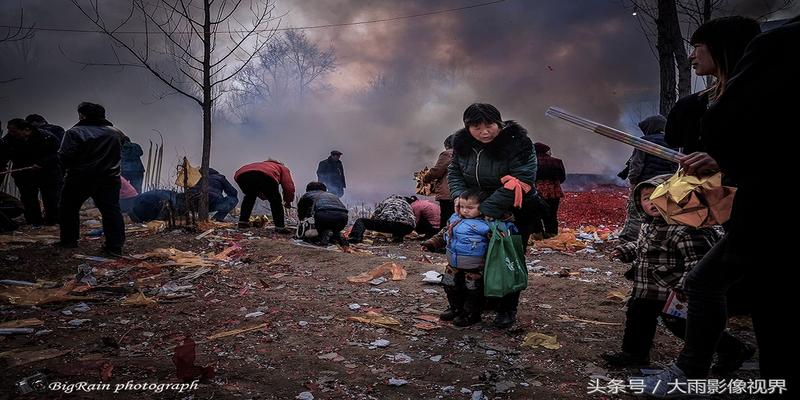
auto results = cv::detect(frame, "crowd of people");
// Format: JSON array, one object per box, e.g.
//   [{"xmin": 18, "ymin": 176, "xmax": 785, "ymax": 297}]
[{"xmin": 1, "ymin": 13, "xmax": 795, "ymax": 396}]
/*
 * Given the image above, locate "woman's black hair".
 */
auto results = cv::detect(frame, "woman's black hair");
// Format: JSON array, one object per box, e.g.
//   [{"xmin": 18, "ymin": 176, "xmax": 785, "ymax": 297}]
[
  {"xmin": 463, "ymin": 103, "xmax": 503, "ymax": 127},
  {"xmin": 405, "ymin": 195, "xmax": 418, "ymax": 204},
  {"xmin": 690, "ymin": 16, "xmax": 761, "ymax": 84}
]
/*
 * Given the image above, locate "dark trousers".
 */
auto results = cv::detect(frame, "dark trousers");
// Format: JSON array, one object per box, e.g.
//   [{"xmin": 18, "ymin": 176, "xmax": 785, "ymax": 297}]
[
  {"xmin": 676, "ymin": 235, "xmax": 793, "ymax": 390},
  {"xmin": 15, "ymin": 174, "xmax": 61, "ymax": 225},
  {"xmin": 120, "ymin": 197, "xmax": 137, "ymax": 214},
  {"xmin": 0, "ymin": 209, "xmax": 21, "ymax": 232},
  {"xmin": 59, "ymin": 175, "xmax": 125, "ymax": 250},
  {"xmin": 0, "ymin": 194, "xmax": 23, "ymax": 232},
  {"xmin": 527, "ymin": 195, "xmax": 552, "ymax": 236},
  {"xmin": 349, "ymin": 218, "xmax": 414, "ymax": 242},
  {"xmin": 236, "ymin": 171, "xmax": 285, "ymax": 228},
  {"xmin": 210, "ymin": 196, "xmax": 238, "ymax": 221},
  {"xmin": 123, "ymin": 171, "xmax": 144, "ymax": 194},
  {"xmin": 623, "ymin": 297, "xmax": 746, "ymax": 360},
  {"xmin": 438, "ymin": 199, "xmax": 454, "ymax": 227},
  {"xmin": 543, "ymin": 198, "xmax": 560, "ymax": 236},
  {"xmin": 442, "ymin": 265, "xmax": 484, "ymax": 316},
  {"xmin": 315, "ymin": 210, "xmax": 348, "ymax": 245}
]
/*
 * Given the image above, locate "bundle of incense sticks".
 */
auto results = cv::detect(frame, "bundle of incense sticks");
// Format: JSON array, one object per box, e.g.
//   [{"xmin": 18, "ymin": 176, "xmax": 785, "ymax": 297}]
[
  {"xmin": 546, "ymin": 107, "xmax": 684, "ymax": 163},
  {"xmin": 0, "ymin": 166, "xmax": 36, "ymax": 175}
]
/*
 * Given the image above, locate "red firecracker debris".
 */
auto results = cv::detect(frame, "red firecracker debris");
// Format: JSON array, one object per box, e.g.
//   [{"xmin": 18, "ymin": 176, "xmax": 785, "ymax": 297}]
[
  {"xmin": 172, "ymin": 337, "xmax": 215, "ymax": 382},
  {"xmin": 558, "ymin": 188, "xmax": 629, "ymax": 228}
]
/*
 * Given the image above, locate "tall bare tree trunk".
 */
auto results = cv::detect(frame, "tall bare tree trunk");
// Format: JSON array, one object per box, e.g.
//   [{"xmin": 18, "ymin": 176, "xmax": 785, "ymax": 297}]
[
  {"xmin": 703, "ymin": 0, "xmax": 714, "ymax": 88},
  {"xmin": 656, "ymin": 0, "xmax": 688, "ymax": 114},
  {"xmin": 199, "ymin": 0, "xmax": 212, "ymax": 221},
  {"xmin": 670, "ymin": 17, "xmax": 691, "ymax": 99},
  {"xmin": 657, "ymin": 0, "xmax": 679, "ymax": 115}
]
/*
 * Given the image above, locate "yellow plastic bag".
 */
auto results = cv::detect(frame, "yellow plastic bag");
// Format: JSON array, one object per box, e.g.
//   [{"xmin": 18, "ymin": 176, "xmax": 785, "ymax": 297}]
[{"xmin": 175, "ymin": 157, "xmax": 201, "ymax": 188}]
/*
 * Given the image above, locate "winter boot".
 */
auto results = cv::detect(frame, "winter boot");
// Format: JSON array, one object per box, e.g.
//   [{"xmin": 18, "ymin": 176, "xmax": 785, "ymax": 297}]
[
  {"xmin": 440, "ymin": 287, "xmax": 464, "ymax": 321},
  {"xmin": 453, "ymin": 288, "xmax": 482, "ymax": 327}
]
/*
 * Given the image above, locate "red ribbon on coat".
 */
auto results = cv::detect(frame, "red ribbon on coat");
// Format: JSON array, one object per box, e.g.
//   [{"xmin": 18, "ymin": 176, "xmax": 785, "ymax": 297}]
[{"xmin": 501, "ymin": 175, "xmax": 532, "ymax": 208}]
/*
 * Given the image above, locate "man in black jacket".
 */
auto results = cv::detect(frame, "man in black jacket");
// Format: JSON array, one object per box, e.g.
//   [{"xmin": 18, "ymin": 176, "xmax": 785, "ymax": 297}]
[
  {"xmin": 26, "ymin": 114, "xmax": 66, "ymax": 144},
  {"xmin": 57, "ymin": 102, "xmax": 125, "ymax": 256},
  {"xmin": 0, "ymin": 119, "xmax": 62, "ymax": 225},
  {"xmin": 316, "ymin": 151, "xmax": 346, "ymax": 197}
]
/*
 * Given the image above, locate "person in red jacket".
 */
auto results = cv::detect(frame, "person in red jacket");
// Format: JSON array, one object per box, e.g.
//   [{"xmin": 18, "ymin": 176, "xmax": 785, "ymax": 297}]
[{"xmin": 234, "ymin": 160, "xmax": 295, "ymax": 232}]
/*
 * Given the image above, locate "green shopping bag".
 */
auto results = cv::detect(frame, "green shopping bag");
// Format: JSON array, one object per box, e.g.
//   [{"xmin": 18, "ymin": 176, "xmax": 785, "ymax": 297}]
[{"xmin": 483, "ymin": 221, "xmax": 528, "ymax": 298}]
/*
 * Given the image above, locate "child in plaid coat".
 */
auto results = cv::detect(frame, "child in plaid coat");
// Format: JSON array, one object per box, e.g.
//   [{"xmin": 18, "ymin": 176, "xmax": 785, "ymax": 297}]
[{"xmin": 602, "ymin": 174, "xmax": 753, "ymax": 372}]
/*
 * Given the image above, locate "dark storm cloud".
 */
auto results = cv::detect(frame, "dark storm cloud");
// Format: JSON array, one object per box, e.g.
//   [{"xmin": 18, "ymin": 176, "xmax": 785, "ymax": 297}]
[
  {"xmin": 1, "ymin": 0, "xmax": 796, "ymax": 203},
  {"xmin": 283, "ymin": 0, "xmax": 662, "ymax": 198}
]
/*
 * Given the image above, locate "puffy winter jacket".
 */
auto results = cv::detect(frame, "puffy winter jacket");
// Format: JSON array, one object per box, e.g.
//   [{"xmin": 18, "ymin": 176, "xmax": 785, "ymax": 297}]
[
  {"xmin": 297, "ymin": 190, "xmax": 348, "ymax": 220},
  {"xmin": 444, "ymin": 214, "xmax": 516, "ymax": 270},
  {"xmin": 448, "ymin": 121, "xmax": 538, "ymax": 218},
  {"xmin": 234, "ymin": 161, "xmax": 295, "ymax": 202},
  {"xmin": 422, "ymin": 149, "xmax": 453, "ymax": 200}
]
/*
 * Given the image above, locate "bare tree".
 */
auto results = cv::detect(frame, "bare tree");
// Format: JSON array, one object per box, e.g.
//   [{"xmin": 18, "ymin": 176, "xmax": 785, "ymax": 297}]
[
  {"xmin": 624, "ymin": 0, "xmax": 795, "ymax": 114},
  {"xmin": 283, "ymin": 30, "xmax": 336, "ymax": 97},
  {"xmin": 231, "ymin": 29, "xmax": 335, "ymax": 115},
  {"xmin": 71, "ymin": 0, "xmax": 279, "ymax": 220},
  {"xmin": 627, "ymin": 0, "xmax": 691, "ymax": 114},
  {"xmin": 0, "ymin": 5, "xmax": 34, "ymax": 85}
]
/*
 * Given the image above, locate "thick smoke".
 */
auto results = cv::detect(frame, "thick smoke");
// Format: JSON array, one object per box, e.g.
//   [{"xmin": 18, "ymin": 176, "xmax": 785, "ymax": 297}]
[{"xmin": 1, "ymin": 0, "xmax": 796, "ymax": 203}]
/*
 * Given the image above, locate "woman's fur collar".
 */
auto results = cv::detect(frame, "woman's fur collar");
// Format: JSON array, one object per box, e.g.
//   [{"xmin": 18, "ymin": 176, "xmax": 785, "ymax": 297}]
[{"xmin": 452, "ymin": 120, "xmax": 533, "ymax": 159}]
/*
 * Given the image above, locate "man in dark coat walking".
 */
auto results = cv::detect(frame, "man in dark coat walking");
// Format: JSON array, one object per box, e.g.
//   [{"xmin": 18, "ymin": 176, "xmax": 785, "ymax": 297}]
[
  {"xmin": 316, "ymin": 150, "xmax": 346, "ymax": 197},
  {"xmin": 57, "ymin": 102, "xmax": 126, "ymax": 256}
]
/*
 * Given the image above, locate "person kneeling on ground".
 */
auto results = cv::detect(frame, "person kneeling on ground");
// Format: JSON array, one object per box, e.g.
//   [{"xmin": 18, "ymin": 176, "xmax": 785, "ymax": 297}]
[
  {"xmin": 187, "ymin": 168, "xmax": 238, "ymax": 222},
  {"xmin": 407, "ymin": 195, "xmax": 440, "ymax": 239},
  {"xmin": 297, "ymin": 181, "xmax": 349, "ymax": 247},
  {"xmin": 129, "ymin": 189, "xmax": 187, "ymax": 223},
  {"xmin": 348, "ymin": 195, "xmax": 415, "ymax": 244}
]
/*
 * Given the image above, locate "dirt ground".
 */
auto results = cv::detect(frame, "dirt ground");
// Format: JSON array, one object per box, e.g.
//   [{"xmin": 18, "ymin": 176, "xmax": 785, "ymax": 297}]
[{"xmin": 0, "ymin": 223, "xmax": 757, "ymax": 399}]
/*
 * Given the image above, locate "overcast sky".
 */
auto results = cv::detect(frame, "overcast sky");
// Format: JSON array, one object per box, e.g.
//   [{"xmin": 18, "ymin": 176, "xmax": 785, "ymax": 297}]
[{"xmin": 1, "ymin": 0, "xmax": 796, "ymax": 202}]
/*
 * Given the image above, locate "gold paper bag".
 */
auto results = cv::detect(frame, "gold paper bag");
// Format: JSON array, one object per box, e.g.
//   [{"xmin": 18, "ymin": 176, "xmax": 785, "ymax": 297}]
[{"xmin": 650, "ymin": 170, "xmax": 736, "ymax": 228}]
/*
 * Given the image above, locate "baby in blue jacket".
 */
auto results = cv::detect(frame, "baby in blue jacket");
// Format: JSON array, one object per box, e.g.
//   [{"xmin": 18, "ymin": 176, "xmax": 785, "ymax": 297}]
[{"xmin": 439, "ymin": 189, "xmax": 516, "ymax": 327}]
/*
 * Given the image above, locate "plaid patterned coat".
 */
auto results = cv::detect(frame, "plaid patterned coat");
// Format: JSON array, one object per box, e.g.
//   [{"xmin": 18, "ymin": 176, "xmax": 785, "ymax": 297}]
[{"xmin": 617, "ymin": 218, "xmax": 721, "ymax": 301}]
